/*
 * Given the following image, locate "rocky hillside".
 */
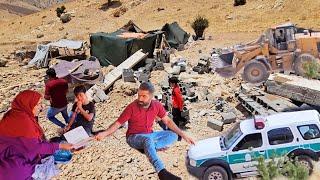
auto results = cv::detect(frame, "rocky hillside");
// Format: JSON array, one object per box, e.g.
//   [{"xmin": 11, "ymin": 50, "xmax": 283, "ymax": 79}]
[
  {"xmin": 20, "ymin": 0, "xmax": 73, "ymax": 9},
  {"xmin": 0, "ymin": 0, "xmax": 71, "ymax": 23},
  {"xmin": 0, "ymin": 0, "xmax": 319, "ymax": 56}
]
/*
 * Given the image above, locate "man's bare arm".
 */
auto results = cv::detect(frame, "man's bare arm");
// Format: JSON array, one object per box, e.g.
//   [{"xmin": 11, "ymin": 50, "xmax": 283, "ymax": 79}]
[
  {"xmin": 64, "ymin": 112, "xmax": 77, "ymax": 132},
  {"xmin": 162, "ymin": 115, "xmax": 195, "ymax": 144},
  {"xmin": 77, "ymin": 106, "xmax": 94, "ymax": 121},
  {"xmin": 95, "ymin": 121, "xmax": 122, "ymax": 140}
]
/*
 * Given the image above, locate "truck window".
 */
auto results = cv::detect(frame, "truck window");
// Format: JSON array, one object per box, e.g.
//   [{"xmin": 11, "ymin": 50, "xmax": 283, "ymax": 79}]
[
  {"xmin": 267, "ymin": 127, "xmax": 294, "ymax": 145},
  {"xmin": 232, "ymin": 133, "xmax": 262, "ymax": 151},
  {"xmin": 223, "ymin": 122, "xmax": 243, "ymax": 149},
  {"xmin": 298, "ymin": 124, "xmax": 320, "ymax": 140}
]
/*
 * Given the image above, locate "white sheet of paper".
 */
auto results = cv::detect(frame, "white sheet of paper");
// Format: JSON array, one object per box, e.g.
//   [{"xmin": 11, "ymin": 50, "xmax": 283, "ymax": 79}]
[{"xmin": 63, "ymin": 126, "xmax": 90, "ymax": 149}]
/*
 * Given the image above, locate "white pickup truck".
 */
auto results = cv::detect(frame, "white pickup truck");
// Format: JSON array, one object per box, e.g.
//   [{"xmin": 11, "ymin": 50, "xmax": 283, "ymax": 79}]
[{"xmin": 186, "ymin": 110, "xmax": 320, "ymax": 180}]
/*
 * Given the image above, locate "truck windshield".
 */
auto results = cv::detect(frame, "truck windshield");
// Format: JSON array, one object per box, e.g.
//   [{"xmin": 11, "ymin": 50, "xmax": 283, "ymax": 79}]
[{"xmin": 223, "ymin": 123, "xmax": 243, "ymax": 149}]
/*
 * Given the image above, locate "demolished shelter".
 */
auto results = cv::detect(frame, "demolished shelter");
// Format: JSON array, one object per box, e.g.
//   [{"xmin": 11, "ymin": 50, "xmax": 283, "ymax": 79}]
[
  {"xmin": 28, "ymin": 39, "xmax": 86, "ymax": 68},
  {"xmin": 90, "ymin": 21, "xmax": 190, "ymax": 67},
  {"xmin": 90, "ymin": 21, "xmax": 163, "ymax": 67}
]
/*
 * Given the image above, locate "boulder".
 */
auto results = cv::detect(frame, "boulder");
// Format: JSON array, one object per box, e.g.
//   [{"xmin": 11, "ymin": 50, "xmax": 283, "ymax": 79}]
[
  {"xmin": 0, "ymin": 59, "xmax": 8, "ymax": 67},
  {"xmin": 60, "ymin": 13, "xmax": 72, "ymax": 23}
]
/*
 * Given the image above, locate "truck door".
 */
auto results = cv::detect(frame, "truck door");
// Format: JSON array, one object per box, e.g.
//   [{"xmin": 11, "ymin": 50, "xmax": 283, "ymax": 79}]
[
  {"xmin": 227, "ymin": 133, "xmax": 268, "ymax": 173},
  {"xmin": 265, "ymin": 127, "xmax": 298, "ymax": 159}
]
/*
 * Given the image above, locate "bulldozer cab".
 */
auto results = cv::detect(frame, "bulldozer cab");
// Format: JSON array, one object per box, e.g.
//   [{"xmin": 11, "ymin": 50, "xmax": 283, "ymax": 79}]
[{"xmin": 268, "ymin": 23, "xmax": 296, "ymax": 51}]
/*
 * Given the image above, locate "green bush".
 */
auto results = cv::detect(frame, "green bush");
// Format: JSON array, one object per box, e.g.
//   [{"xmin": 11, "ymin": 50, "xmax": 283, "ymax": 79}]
[
  {"xmin": 256, "ymin": 155, "xmax": 309, "ymax": 180},
  {"xmin": 234, "ymin": 0, "xmax": 246, "ymax": 6},
  {"xmin": 302, "ymin": 60, "xmax": 320, "ymax": 79},
  {"xmin": 56, "ymin": 6, "xmax": 66, "ymax": 17},
  {"xmin": 191, "ymin": 16, "xmax": 209, "ymax": 40}
]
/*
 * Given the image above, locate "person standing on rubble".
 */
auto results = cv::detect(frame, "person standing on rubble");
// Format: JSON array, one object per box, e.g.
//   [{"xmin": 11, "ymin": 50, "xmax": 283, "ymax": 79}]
[
  {"xmin": 45, "ymin": 68, "xmax": 69, "ymax": 128},
  {"xmin": 95, "ymin": 82, "xmax": 195, "ymax": 180},
  {"xmin": 169, "ymin": 77, "xmax": 186, "ymax": 132}
]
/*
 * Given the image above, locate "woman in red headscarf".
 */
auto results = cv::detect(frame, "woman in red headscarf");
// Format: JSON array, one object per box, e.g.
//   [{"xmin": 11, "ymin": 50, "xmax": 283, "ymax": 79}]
[{"xmin": 0, "ymin": 90, "xmax": 73, "ymax": 179}]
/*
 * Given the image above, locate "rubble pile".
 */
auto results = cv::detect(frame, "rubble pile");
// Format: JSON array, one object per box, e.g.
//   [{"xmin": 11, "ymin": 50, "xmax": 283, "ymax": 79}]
[{"xmin": 3, "ymin": 35, "xmax": 320, "ymax": 179}]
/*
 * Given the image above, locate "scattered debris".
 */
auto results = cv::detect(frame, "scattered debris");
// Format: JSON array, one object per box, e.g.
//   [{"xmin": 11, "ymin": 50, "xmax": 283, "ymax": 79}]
[
  {"xmin": 171, "ymin": 57, "xmax": 187, "ymax": 74},
  {"xmin": 60, "ymin": 13, "xmax": 72, "ymax": 23},
  {"xmin": 192, "ymin": 56, "xmax": 211, "ymax": 74},
  {"xmin": 153, "ymin": 61, "xmax": 165, "ymax": 71},
  {"xmin": 158, "ymin": 48, "xmax": 170, "ymax": 63},
  {"xmin": 236, "ymin": 81, "xmax": 317, "ymax": 116},
  {"xmin": 113, "ymin": 6, "xmax": 128, "ymax": 17},
  {"xmin": 122, "ymin": 69, "xmax": 135, "ymax": 82},
  {"xmin": 28, "ymin": 39, "xmax": 86, "ymax": 68},
  {"xmin": 86, "ymin": 84, "xmax": 108, "ymax": 103},
  {"xmin": 221, "ymin": 112, "xmax": 236, "ymax": 124},
  {"xmin": 52, "ymin": 57, "xmax": 103, "ymax": 84},
  {"xmin": 104, "ymin": 49, "xmax": 148, "ymax": 90},
  {"xmin": 266, "ymin": 74, "xmax": 320, "ymax": 106},
  {"xmin": 207, "ymin": 119, "xmax": 223, "ymax": 131},
  {"xmin": 36, "ymin": 34, "xmax": 44, "ymax": 38}
]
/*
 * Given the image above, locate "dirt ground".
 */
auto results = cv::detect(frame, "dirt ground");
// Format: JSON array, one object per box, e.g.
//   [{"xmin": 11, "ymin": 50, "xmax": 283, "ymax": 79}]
[
  {"xmin": 0, "ymin": 38, "xmax": 246, "ymax": 179},
  {"xmin": 1, "ymin": 38, "xmax": 320, "ymax": 180}
]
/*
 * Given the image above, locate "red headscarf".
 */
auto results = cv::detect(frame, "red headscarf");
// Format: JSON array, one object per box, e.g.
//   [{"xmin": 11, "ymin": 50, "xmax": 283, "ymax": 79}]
[{"xmin": 0, "ymin": 90, "xmax": 44, "ymax": 139}]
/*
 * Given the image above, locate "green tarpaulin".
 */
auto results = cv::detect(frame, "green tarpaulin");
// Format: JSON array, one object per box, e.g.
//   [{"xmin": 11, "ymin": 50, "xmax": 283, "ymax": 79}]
[
  {"xmin": 90, "ymin": 22, "xmax": 160, "ymax": 66},
  {"xmin": 162, "ymin": 22, "xmax": 190, "ymax": 49}
]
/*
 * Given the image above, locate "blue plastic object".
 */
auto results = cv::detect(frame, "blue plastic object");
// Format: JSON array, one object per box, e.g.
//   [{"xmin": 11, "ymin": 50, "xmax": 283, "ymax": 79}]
[{"xmin": 53, "ymin": 150, "xmax": 72, "ymax": 164}]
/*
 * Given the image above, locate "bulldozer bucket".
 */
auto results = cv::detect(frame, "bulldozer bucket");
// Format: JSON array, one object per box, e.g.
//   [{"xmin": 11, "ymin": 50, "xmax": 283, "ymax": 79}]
[{"xmin": 212, "ymin": 51, "xmax": 237, "ymax": 78}]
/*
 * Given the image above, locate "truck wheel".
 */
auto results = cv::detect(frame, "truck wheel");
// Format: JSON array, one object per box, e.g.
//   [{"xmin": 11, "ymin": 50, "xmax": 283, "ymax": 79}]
[
  {"xmin": 203, "ymin": 166, "xmax": 229, "ymax": 180},
  {"xmin": 242, "ymin": 61, "xmax": 270, "ymax": 83},
  {"xmin": 294, "ymin": 54, "xmax": 319, "ymax": 77},
  {"xmin": 296, "ymin": 155, "xmax": 314, "ymax": 175}
]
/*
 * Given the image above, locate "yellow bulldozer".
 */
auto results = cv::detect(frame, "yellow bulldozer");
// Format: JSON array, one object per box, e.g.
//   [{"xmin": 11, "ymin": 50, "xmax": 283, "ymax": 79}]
[{"xmin": 214, "ymin": 23, "xmax": 320, "ymax": 83}]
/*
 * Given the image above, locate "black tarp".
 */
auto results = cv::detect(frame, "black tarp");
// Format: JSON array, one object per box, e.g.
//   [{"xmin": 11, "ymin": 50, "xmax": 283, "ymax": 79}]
[
  {"xmin": 161, "ymin": 22, "xmax": 189, "ymax": 49},
  {"xmin": 90, "ymin": 22, "xmax": 160, "ymax": 66}
]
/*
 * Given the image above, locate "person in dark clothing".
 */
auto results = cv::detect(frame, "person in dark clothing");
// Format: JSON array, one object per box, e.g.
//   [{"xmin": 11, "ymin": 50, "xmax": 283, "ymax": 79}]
[
  {"xmin": 64, "ymin": 85, "xmax": 95, "ymax": 135},
  {"xmin": 45, "ymin": 68, "xmax": 69, "ymax": 128},
  {"xmin": 276, "ymin": 29, "xmax": 286, "ymax": 43},
  {"xmin": 169, "ymin": 77, "xmax": 185, "ymax": 128}
]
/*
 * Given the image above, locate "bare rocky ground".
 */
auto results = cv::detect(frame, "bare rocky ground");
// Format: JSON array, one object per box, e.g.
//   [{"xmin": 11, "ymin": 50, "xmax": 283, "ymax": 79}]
[
  {"xmin": 1, "ymin": 38, "xmax": 320, "ymax": 180},
  {"xmin": 0, "ymin": 0, "xmax": 320, "ymax": 179},
  {"xmin": 0, "ymin": 39, "xmax": 245, "ymax": 179}
]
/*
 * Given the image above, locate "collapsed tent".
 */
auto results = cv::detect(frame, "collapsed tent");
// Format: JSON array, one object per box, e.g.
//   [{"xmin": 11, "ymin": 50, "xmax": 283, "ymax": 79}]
[
  {"xmin": 28, "ymin": 39, "xmax": 86, "ymax": 68},
  {"xmin": 161, "ymin": 22, "xmax": 190, "ymax": 49},
  {"xmin": 52, "ymin": 57, "xmax": 103, "ymax": 84},
  {"xmin": 90, "ymin": 21, "xmax": 162, "ymax": 66}
]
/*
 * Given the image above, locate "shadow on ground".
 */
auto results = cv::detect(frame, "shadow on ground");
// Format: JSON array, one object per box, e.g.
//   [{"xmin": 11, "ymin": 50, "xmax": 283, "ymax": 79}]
[{"xmin": 99, "ymin": 1, "xmax": 122, "ymax": 11}]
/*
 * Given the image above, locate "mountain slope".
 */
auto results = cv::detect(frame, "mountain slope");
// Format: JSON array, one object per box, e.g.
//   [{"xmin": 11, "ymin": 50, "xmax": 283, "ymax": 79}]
[{"xmin": 0, "ymin": 0, "xmax": 319, "ymax": 55}]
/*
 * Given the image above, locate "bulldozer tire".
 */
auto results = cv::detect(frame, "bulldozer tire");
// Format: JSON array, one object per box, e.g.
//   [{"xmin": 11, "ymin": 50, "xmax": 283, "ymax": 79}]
[
  {"xmin": 242, "ymin": 61, "xmax": 270, "ymax": 83},
  {"xmin": 294, "ymin": 54, "xmax": 319, "ymax": 77}
]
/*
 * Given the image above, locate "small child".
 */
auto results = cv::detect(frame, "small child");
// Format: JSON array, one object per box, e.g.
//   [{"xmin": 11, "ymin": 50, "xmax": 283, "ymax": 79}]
[{"xmin": 64, "ymin": 85, "xmax": 95, "ymax": 135}]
